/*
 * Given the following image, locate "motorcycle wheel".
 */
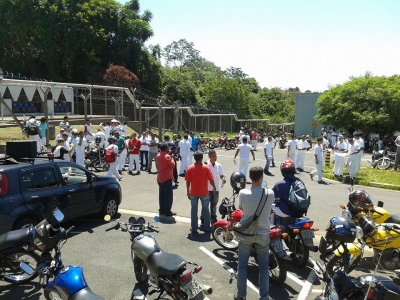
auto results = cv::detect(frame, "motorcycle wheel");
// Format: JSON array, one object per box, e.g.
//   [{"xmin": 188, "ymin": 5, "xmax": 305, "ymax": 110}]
[
  {"xmin": 377, "ymin": 158, "xmax": 391, "ymax": 170},
  {"xmin": 131, "ymin": 252, "xmax": 148, "ymax": 283},
  {"xmin": 269, "ymin": 249, "xmax": 287, "ymax": 285},
  {"xmin": 2, "ymin": 250, "xmax": 40, "ymax": 284},
  {"xmin": 291, "ymin": 240, "xmax": 309, "ymax": 269},
  {"xmin": 208, "ymin": 143, "xmax": 215, "ymax": 150},
  {"xmin": 212, "ymin": 227, "xmax": 238, "ymax": 250},
  {"xmin": 326, "ymin": 253, "xmax": 361, "ymax": 276},
  {"xmin": 92, "ymin": 159, "xmax": 103, "ymax": 172},
  {"xmin": 44, "ymin": 287, "xmax": 62, "ymax": 300},
  {"xmin": 225, "ymin": 143, "xmax": 231, "ymax": 150}
]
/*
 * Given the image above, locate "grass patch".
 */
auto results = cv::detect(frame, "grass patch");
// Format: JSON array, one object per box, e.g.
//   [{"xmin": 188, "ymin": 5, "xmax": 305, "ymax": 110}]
[{"xmin": 323, "ymin": 164, "xmax": 400, "ymax": 191}]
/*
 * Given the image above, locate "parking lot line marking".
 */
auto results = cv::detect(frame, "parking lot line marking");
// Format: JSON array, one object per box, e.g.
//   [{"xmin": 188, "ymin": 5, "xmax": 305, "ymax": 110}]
[
  {"xmin": 297, "ymin": 259, "xmax": 318, "ymax": 300},
  {"xmin": 286, "ymin": 273, "xmax": 305, "ymax": 286},
  {"xmin": 312, "ymin": 289, "xmax": 324, "ymax": 293},
  {"xmin": 131, "ymin": 289, "xmax": 148, "ymax": 300},
  {"xmin": 199, "ymin": 246, "xmax": 259, "ymax": 294}
]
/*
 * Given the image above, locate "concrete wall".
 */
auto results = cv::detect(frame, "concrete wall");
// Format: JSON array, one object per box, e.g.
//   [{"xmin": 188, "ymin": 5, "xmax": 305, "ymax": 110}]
[{"xmin": 294, "ymin": 93, "xmax": 324, "ymax": 137}]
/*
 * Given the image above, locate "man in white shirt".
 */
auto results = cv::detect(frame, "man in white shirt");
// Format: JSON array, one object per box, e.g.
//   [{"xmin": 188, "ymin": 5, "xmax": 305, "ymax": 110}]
[
  {"xmin": 263, "ymin": 136, "xmax": 273, "ymax": 175},
  {"xmin": 71, "ymin": 131, "xmax": 88, "ymax": 167},
  {"xmin": 62, "ymin": 132, "xmax": 72, "ymax": 161},
  {"xmin": 202, "ymin": 149, "xmax": 226, "ymax": 225},
  {"xmin": 84, "ymin": 119, "xmax": 93, "ymax": 141},
  {"xmin": 234, "ymin": 137, "xmax": 255, "ymax": 178},
  {"xmin": 139, "ymin": 132, "xmax": 150, "ymax": 171},
  {"xmin": 55, "ymin": 128, "xmax": 65, "ymax": 144},
  {"xmin": 310, "ymin": 138, "xmax": 324, "ymax": 183},
  {"xmin": 353, "ymin": 133, "xmax": 364, "ymax": 174},
  {"xmin": 25, "ymin": 115, "xmax": 41, "ymax": 154},
  {"xmin": 333, "ymin": 135, "xmax": 348, "ymax": 176},
  {"xmin": 178, "ymin": 135, "xmax": 192, "ymax": 175},
  {"xmin": 94, "ymin": 129, "xmax": 106, "ymax": 149},
  {"xmin": 347, "ymin": 138, "xmax": 360, "ymax": 181},
  {"xmin": 287, "ymin": 134, "xmax": 298, "ymax": 170},
  {"xmin": 100, "ymin": 122, "xmax": 111, "ymax": 147},
  {"xmin": 296, "ymin": 135, "xmax": 310, "ymax": 172},
  {"xmin": 239, "ymin": 131, "xmax": 250, "ymax": 144},
  {"xmin": 59, "ymin": 116, "xmax": 73, "ymax": 137}
]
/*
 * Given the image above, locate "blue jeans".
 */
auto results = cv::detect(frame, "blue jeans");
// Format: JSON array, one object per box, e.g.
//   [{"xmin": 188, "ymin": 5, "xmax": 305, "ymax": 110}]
[
  {"xmin": 264, "ymin": 157, "xmax": 271, "ymax": 173},
  {"xmin": 190, "ymin": 195, "xmax": 210, "ymax": 231},
  {"xmin": 236, "ymin": 235, "xmax": 269, "ymax": 300},
  {"xmin": 158, "ymin": 179, "xmax": 173, "ymax": 215}
]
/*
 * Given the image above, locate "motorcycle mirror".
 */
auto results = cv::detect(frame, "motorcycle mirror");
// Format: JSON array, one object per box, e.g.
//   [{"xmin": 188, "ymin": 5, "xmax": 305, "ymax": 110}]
[
  {"xmin": 52, "ymin": 208, "xmax": 64, "ymax": 222},
  {"xmin": 19, "ymin": 262, "xmax": 34, "ymax": 275},
  {"xmin": 261, "ymin": 181, "xmax": 267, "ymax": 187},
  {"xmin": 128, "ymin": 217, "xmax": 136, "ymax": 224},
  {"xmin": 154, "ymin": 216, "xmax": 160, "ymax": 222},
  {"xmin": 104, "ymin": 215, "xmax": 111, "ymax": 222}
]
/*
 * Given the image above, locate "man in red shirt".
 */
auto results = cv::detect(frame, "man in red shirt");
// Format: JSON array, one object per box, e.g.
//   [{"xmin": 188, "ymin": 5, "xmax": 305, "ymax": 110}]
[
  {"xmin": 250, "ymin": 128, "xmax": 258, "ymax": 151},
  {"xmin": 185, "ymin": 151, "xmax": 216, "ymax": 234},
  {"xmin": 156, "ymin": 143, "xmax": 176, "ymax": 220},
  {"xmin": 128, "ymin": 132, "xmax": 141, "ymax": 175}
]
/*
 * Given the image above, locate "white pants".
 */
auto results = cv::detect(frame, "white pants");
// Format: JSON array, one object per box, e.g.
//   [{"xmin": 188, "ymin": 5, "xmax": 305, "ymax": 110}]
[
  {"xmin": 118, "ymin": 149, "xmax": 127, "ymax": 171},
  {"xmin": 251, "ymin": 140, "xmax": 257, "ymax": 150},
  {"xmin": 39, "ymin": 137, "xmax": 47, "ymax": 152},
  {"xmin": 311, "ymin": 161, "xmax": 323, "ymax": 181},
  {"xmin": 334, "ymin": 154, "xmax": 345, "ymax": 176},
  {"xmin": 348, "ymin": 155, "xmax": 358, "ymax": 178},
  {"xmin": 355, "ymin": 151, "xmax": 363, "ymax": 174},
  {"xmin": 297, "ymin": 151, "xmax": 306, "ymax": 169},
  {"xmin": 75, "ymin": 152, "xmax": 85, "ymax": 167},
  {"xmin": 288, "ymin": 153, "xmax": 298, "ymax": 168},
  {"xmin": 239, "ymin": 159, "xmax": 250, "ymax": 178},
  {"xmin": 28, "ymin": 135, "xmax": 40, "ymax": 154},
  {"xmin": 129, "ymin": 154, "xmax": 140, "ymax": 172},
  {"xmin": 179, "ymin": 154, "xmax": 191, "ymax": 174},
  {"xmin": 107, "ymin": 161, "xmax": 121, "ymax": 179}
]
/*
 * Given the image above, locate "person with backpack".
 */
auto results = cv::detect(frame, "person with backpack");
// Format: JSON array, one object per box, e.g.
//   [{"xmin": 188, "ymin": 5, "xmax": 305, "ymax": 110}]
[
  {"xmin": 106, "ymin": 137, "xmax": 122, "ymax": 181},
  {"xmin": 272, "ymin": 160, "xmax": 310, "ymax": 219},
  {"xmin": 24, "ymin": 115, "xmax": 41, "ymax": 154}
]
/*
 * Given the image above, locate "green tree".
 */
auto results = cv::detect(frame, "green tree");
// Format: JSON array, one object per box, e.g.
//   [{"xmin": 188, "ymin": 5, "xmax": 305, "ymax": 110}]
[
  {"xmin": 316, "ymin": 74, "xmax": 400, "ymax": 134},
  {"xmin": 258, "ymin": 87, "xmax": 296, "ymax": 122}
]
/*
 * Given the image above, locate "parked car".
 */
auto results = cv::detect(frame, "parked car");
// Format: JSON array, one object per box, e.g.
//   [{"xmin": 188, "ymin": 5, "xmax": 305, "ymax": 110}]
[{"xmin": 0, "ymin": 158, "xmax": 121, "ymax": 235}]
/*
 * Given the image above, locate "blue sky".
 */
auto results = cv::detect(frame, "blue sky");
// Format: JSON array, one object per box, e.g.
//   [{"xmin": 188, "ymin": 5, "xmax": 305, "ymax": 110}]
[{"xmin": 118, "ymin": 0, "xmax": 400, "ymax": 92}]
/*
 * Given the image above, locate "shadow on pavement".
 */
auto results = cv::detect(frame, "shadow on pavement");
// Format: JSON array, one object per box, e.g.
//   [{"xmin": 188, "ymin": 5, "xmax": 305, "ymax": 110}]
[{"xmin": 0, "ymin": 282, "xmax": 42, "ymax": 300}]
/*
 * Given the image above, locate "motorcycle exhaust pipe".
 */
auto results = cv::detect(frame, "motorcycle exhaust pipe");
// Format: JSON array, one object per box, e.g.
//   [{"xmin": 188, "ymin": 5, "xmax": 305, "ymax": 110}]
[{"xmin": 202, "ymin": 285, "xmax": 213, "ymax": 295}]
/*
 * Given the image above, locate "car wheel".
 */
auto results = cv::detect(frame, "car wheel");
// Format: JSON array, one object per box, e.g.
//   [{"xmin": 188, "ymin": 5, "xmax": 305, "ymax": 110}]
[
  {"xmin": 102, "ymin": 196, "xmax": 118, "ymax": 218},
  {"xmin": 13, "ymin": 217, "xmax": 37, "ymax": 230}
]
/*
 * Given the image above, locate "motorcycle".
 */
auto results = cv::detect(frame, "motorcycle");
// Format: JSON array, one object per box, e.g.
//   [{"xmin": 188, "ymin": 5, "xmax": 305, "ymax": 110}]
[
  {"xmin": 279, "ymin": 135, "xmax": 286, "ymax": 149},
  {"xmin": 367, "ymin": 148, "xmax": 385, "ymax": 168},
  {"xmin": 312, "ymin": 260, "xmax": 400, "ymax": 299},
  {"xmin": 272, "ymin": 211, "xmax": 319, "ymax": 269},
  {"xmin": 0, "ymin": 226, "xmax": 40, "ymax": 284},
  {"xmin": 211, "ymin": 193, "xmax": 287, "ymax": 285},
  {"xmin": 85, "ymin": 142, "xmax": 109, "ymax": 172},
  {"xmin": 224, "ymin": 139, "xmax": 237, "ymax": 150},
  {"xmin": 105, "ymin": 216, "xmax": 212, "ymax": 300},
  {"xmin": 376, "ymin": 148, "xmax": 396, "ymax": 170},
  {"xmin": 36, "ymin": 208, "xmax": 104, "ymax": 299}
]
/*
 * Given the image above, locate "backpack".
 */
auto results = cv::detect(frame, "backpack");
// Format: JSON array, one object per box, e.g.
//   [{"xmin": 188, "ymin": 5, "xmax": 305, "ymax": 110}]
[
  {"xmin": 287, "ymin": 178, "xmax": 311, "ymax": 214},
  {"xmin": 104, "ymin": 147, "xmax": 116, "ymax": 163},
  {"xmin": 26, "ymin": 123, "xmax": 39, "ymax": 135}
]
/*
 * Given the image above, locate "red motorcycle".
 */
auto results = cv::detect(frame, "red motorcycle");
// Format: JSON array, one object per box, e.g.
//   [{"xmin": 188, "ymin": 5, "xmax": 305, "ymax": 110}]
[{"xmin": 212, "ymin": 193, "xmax": 287, "ymax": 285}]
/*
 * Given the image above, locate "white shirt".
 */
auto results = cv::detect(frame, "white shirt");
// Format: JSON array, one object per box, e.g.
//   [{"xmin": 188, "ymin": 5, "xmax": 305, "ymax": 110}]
[
  {"xmin": 207, "ymin": 160, "xmax": 225, "ymax": 191},
  {"xmin": 59, "ymin": 121, "xmax": 71, "ymax": 135},
  {"xmin": 84, "ymin": 123, "xmax": 93, "ymax": 136},
  {"xmin": 297, "ymin": 140, "xmax": 310, "ymax": 151},
  {"xmin": 334, "ymin": 141, "xmax": 347, "ymax": 153},
  {"xmin": 72, "ymin": 137, "xmax": 87, "ymax": 155},
  {"xmin": 119, "ymin": 125, "xmax": 127, "ymax": 137},
  {"xmin": 63, "ymin": 141, "xmax": 71, "ymax": 161},
  {"xmin": 314, "ymin": 144, "xmax": 324, "ymax": 161},
  {"xmin": 187, "ymin": 136, "xmax": 192, "ymax": 147},
  {"xmin": 287, "ymin": 139, "xmax": 298, "ymax": 154},
  {"xmin": 348, "ymin": 143, "xmax": 360, "ymax": 156},
  {"xmin": 178, "ymin": 139, "xmax": 191, "ymax": 156},
  {"xmin": 263, "ymin": 141, "xmax": 273, "ymax": 157},
  {"xmin": 104, "ymin": 126, "xmax": 111, "ymax": 139},
  {"xmin": 238, "ymin": 143, "xmax": 252, "ymax": 160},
  {"xmin": 355, "ymin": 138, "xmax": 365, "ymax": 152},
  {"xmin": 239, "ymin": 135, "xmax": 250, "ymax": 144},
  {"xmin": 55, "ymin": 133, "xmax": 63, "ymax": 143},
  {"xmin": 140, "ymin": 136, "xmax": 150, "ymax": 151}
]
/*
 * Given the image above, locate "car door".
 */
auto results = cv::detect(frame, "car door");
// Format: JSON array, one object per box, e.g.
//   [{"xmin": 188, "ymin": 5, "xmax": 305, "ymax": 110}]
[
  {"xmin": 57, "ymin": 163, "xmax": 96, "ymax": 218},
  {"xmin": 21, "ymin": 167, "xmax": 69, "ymax": 218}
]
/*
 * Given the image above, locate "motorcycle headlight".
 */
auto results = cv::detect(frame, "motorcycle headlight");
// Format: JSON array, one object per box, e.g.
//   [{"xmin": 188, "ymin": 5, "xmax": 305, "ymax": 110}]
[
  {"xmin": 355, "ymin": 226, "xmax": 363, "ymax": 239},
  {"xmin": 342, "ymin": 209, "xmax": 352, "ymax": 218}
]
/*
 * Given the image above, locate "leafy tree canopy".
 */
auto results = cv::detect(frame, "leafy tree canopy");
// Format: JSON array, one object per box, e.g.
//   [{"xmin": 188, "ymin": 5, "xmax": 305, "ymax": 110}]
[{"xmin": 316, "ymin": 73, "xmax": 400, "ymax": 134}]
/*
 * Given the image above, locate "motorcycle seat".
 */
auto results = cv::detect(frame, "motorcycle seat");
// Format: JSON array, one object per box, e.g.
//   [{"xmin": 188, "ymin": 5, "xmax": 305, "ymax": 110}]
[
  {"xmin": 147, "ymin": 251, "xmax": 186, "ymax": 276},
  {"xmin": 385, "ymin": 214, "xmax": 400, "ymax": 225},
  {"xmin": 0, "ymin": 228, "xmax": 32, "ymax": 252},
  {"xmin": 70, "ymin": 287, "xmax": 104, "ymax": 300}
]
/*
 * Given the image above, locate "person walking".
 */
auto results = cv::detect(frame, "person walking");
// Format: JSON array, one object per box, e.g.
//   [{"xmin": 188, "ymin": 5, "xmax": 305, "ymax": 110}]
[
  {"xmin": 39, "ymin": 117, "xmax": 48, "ymax": 153},
  {"xmin": 178, "ymin": 134, "xmax": 192, "ymax": 176},
  {"xmin": 235, "ymin": 166, "xmax": 274, "ymax": 300},
  {"xmin": 139, "ymin": 132, "xmax": 150, "ymax": 171},
  {"xmin": 25, "ymin": 115, "xmax": 41, "ymax": 154},
  {"xmin": 156, "ymin": 143, "xmax": 176, "ymax": 220},
  {"xmin": 128, "ymin": 132, "xmax": 141, "ymax": 175},
  {"xmin": 287, "ymin": 134, "xmax": 298, "ymax": 169},
  {"xmin": 234, "ymin": 137, "xmax": 255, "ymax": 178},
  {"xmin": 201, "ymin": 149, "xmax": 226, "ymax": 226},
  {"xmin": 106, "ymin": 137, "xmax": 122, "ymax": 181},
  {"xmin": 270, "ymin": 135, "xmax": 277, "ymax": 167},
  {"xmin": 84, "ymin": 119, "xmax": 93, "ymax": 142},
  {"xmin": 296, "ymin": 135, "xmax": 309, "ymax": 172},
  {"xmin": 72, "ymin": 131, "xmax": 88, "ymax": 167},
  {"xmin": 391, "ymin": 135, "xmax": 400, "ymax": 172},
  {"xmin": 185, "ymin": 151, "xmax": 216, "ymax": 234},
  {"xmin": 250, "ymin": 128, "xmax": 258, "ymax": 151},
  {"xmin": 263, "ymin": 136, "xmax": 273, "ymax": 175},
  {"xmin": 310, "ymin": 138, "xmax": 325, "ymax": 183},
  {"xmin": 147, "ymin": 133, "xmax": 159, "ymax": 173}
]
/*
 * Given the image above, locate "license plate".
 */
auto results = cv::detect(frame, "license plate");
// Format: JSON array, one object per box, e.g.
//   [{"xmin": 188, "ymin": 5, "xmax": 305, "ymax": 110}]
[
  {"xmin": 183, "ymin": 276, "xmax": 203, "ymax": 298},
  {"xmin": 270, "ymin": 238, "xmax": 285, "ymax": 255},
  {"xmin": 301, "ymin": 230, "xmax": 315, "ymax": 247}
]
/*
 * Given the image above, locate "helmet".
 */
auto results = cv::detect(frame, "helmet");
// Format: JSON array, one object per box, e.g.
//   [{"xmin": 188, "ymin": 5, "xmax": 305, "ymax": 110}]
[
  {"xmin": 223, "ymin": 132, "xmax": 227, "ymax": 136},
  {"xmin": 177, "ymin": 134, "xmax": 181, "ymax": 139},
  {"xmin": 280, "ymin": 160, "xmax": 296, "ymax": 176},
  {"xmin": 33, "ymin": 219, "xmax": 65, "ymax": 252},
  {"xmin": 230, "ymin": 171, "xmax": 246, "ymax": 194},
  {"xmin": 200, "ymin": 132, "xmax": 204, "ymax": 137},
  {"xmin": 71, "ymin": 129, "xmax": 79, "ymax": 137},
  {"xmin": 348, "ymin": 190, "xmax": 373, "ymax": 211},
  {"xmin": 325, "ymin": 216, "xmax": 356, "ymax": 243}
]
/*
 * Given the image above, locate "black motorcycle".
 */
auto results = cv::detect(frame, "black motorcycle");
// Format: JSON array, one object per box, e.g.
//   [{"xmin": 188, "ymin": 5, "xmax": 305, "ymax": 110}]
[
  {"xmin": 85, "ymin": 144, "xmax": 109, "ymax": 172},
  {"xmin": 376, "ymin": 148, "xmax": 396, "ymax": 170},
  {"xmin": 279, "ymin": 135, "xmax": 287, "ymax": 149},
  {"xmin": 367, "ymin": 148, "xmax": 385, "ymax": 168}
]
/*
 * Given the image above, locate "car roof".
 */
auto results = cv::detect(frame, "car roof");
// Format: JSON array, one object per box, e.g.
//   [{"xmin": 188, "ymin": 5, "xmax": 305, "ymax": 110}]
[{"xmin": 0, "ymin": 157, "xmax": 70, "ymax": 171}]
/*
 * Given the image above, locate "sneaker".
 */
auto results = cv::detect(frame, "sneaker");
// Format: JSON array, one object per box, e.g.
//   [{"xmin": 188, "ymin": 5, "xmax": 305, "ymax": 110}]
[
  {"xmin": 118, "ymin": 177, "xmax": 122, "ymax": 181},
  {"xmin": 234, "ymin": 295, "xmax": 246, "ymax": 300},
  {"xmin": 310, "ymin": 173, "xmax": 313, "ymax": 181},
  {"xmin": 118, "ymin": 170, "xmax": 122, "ymax": 175},
  {"xmin": 128, "ymin": 171, "xmax": 133, "ymax": 174},
  {"xmin": 137, "ymin": 171, "xmax": 140, "ymax": 175}
]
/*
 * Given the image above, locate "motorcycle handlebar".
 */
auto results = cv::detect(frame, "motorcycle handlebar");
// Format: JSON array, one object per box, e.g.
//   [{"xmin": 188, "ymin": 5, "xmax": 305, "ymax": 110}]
[
  {"xmin": 66, "ymin": 226, "xmax": 74, "ymax": 236},
  {"xmin": 40, "ymin": 273, "xmax": 49, "ymax": 288}
]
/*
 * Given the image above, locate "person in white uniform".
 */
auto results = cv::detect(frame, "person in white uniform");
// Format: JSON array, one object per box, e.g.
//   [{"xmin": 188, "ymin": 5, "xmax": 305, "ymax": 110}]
[
  {"xmin": 286, "ymin": 134, "xmax": 298, "ymax": 169},
  {"xmin": 296, "ymin": 135, "xmax": 309, "ymax": 172},
  {"xmin": 178, "ymin": 135, "xmax": 192, "ymax": 175},
  {"xmin": 71, "ymin": 131, "xmax": 88, "ymax": 167},
  {"xmin": 84, "ymin": 119, "xmax": 93, "ymax": 141},
  {"xmin": 24, "ymin": 115, "xmax": 41, "ymax": 154},
  {"xmin": 347, "ymin": 138, "xmax": 360, "ymax": 181},
  {"xmin": 310, "ymin": 138, "xmax": 324, "ymax": 183},
  {"xmin": 106, "ymin": 137, "xmax": 122, "ymax": 180},
  {"xmin": 353, "ymin": 133, "xmax": 364, "ymax": 174},
  {"xmin": 234, "ymin": 137, "xmax": 255, "ymax": 178},
  {"xmin": 333, "ymin": 135, "xmax": 348, "ymax": 176}
]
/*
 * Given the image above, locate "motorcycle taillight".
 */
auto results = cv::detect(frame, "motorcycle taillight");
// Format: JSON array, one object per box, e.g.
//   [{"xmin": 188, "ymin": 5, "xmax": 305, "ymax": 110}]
[
  {"xmin": 303, "ymin": 221, "xmax": 314, "ymax": 229},
  {"xmin": 178, "ymin": 269, "xmax": 192, "ymax": 282},
  {"xmin": 269, "ymin": 227, "xmax": 282, "ymax": 239}
]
